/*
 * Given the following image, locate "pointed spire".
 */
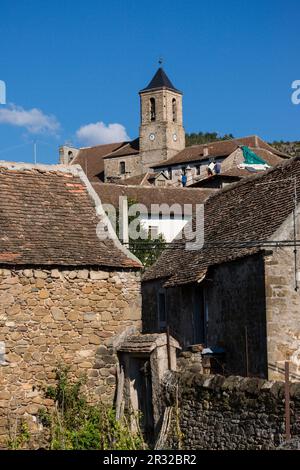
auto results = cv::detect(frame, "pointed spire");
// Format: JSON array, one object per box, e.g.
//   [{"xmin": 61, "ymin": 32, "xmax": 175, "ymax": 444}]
[{"xmin": 140, "ymin": 67, "xmax": 181, "ymax": 94}]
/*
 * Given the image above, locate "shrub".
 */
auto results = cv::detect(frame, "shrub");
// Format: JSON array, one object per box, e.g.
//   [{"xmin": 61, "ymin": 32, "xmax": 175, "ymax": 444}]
[{"xmin": 38, "ymin": 366, "xmax": 145, "ymax": 450}]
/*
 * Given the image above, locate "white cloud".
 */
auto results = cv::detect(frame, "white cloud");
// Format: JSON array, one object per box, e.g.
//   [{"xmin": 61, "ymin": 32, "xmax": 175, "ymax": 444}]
[
  {"xmin": 0, "ymin": 103, "xmax": 60, "ymax": 134},
  {"xmin": 76, "ymin": 121, "xmax": 130, "ymax": 146}
]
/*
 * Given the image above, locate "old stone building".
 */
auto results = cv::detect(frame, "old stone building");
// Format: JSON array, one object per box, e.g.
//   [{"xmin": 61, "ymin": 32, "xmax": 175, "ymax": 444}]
[
  {"xmin": 59, "ymin": 68, "xmax": 288, "ymax": 187},
  {"xmin": 0, "ymin": 162, "xmax": 142, "ymax": 447},
  {"xmin": 143, "ymin": 156, "xmax": 300, "ymax": 382}
]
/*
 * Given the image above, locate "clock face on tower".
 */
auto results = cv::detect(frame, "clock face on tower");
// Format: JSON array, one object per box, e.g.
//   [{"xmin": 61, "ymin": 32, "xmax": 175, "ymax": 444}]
[
  {"xmin": 173, "ymin": 133, "xmax": 177, "ymax": 142},
  {"xmin": 149, "ymin": 133, "xmax": 155, "ymax": 141}
]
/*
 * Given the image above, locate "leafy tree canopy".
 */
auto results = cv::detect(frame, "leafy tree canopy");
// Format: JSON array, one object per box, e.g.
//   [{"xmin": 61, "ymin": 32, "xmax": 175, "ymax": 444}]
[{"xmin": 185, "ymin": 132, "xmax": 234, "ymax": 147}]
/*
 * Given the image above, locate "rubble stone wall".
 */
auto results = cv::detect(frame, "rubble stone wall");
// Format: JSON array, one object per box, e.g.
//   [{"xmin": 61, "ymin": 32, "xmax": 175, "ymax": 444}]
[
  {"xmin": 0, "ymin": 266, "xmax": 141, "ymax": 448},
  {"xmin": 265, "ymin": 244, "xmax": 300, "ymax": 381},
  {"xmin": 163, "ymin": 372, "xmax": 300, "ymax": 450},
  {"xmin": 104, "ymin": 155, "xmax": 142, "ymax": 181}
]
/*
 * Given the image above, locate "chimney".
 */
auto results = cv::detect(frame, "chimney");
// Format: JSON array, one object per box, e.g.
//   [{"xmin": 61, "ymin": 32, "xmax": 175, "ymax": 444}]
[{"xmin": 203, "ymin": 145, "xmax": 209, "ymax": 157}]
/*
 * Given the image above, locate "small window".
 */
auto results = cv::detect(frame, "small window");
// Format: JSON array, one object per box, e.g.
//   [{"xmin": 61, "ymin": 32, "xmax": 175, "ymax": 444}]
[
  {"xmin": 170, "ymin": 211, "xmax": 175, "ymax": 220},
  {"xmin": 196, "ymin": 165, "xmax": 201, "ymax": 176},
  {"xmin": 172, "ymin": 98, "xmax": 177, "ymax": 122},
  {"xmin": 119, "ymin": 161, "xmax": 126, "ymax": 175},
  {"xmin": 158, "ymin": 291, "xmax": 167, "ymax": 329},
  {"xmin": 149, "ymin": 225, "xmax": 159, "ymax": 239},
  {"xmin": 150, "ymin": 98, "xmax": 156, "ymax": 121},
  {"xmin": 158, "ymin": 212, "xmax": 163, "ymax": 220}
]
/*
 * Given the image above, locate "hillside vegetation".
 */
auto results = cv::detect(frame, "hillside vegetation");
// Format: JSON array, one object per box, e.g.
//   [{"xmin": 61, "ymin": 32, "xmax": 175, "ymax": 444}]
[{"xmin": 185, "ymin": 132, "xmax": 300, "ymax": 157}]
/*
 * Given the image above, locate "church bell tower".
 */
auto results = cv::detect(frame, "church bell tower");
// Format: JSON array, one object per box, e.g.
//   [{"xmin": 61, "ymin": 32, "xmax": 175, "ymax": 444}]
[{"xmin": 139, "ymin": 66, "xmax": 185, "ymax": 171}]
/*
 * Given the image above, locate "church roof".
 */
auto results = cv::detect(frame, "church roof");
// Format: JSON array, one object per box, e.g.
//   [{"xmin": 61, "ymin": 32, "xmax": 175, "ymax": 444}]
[{"xmin": 140, "ymin": 67, "xmax": 181, "ymax": 94}]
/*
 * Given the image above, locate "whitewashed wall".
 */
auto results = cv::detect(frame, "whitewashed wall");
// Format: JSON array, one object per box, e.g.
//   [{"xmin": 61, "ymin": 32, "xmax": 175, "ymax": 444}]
[{"xmin": 140, "ymin": 214, "xmax": 192, "ymax": 243}]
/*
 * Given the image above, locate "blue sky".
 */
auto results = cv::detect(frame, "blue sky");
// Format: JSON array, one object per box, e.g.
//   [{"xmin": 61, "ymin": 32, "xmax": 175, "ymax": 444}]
[{"xmin": 0, "ymin": 0, "xmax": 299, "ymax": 164}]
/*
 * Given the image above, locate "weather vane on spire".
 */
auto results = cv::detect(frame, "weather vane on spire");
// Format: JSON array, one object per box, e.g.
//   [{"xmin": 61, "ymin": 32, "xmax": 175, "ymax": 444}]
[{"xmin": 158, "ymin": 56, "xmax": 163, "ymax": 66}]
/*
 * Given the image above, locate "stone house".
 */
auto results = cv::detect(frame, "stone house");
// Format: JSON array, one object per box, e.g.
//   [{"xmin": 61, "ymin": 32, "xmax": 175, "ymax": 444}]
[
  {"xmin": 118, "ymin": 171, "xmax": 171, "ymax": 187},
  {"xmin": 142, "ymin": 156, "xmax": 300, "ymax": 382},
  {"xmin": 0, "ymin": 161, "xmax": 143, "ymax": 447}
]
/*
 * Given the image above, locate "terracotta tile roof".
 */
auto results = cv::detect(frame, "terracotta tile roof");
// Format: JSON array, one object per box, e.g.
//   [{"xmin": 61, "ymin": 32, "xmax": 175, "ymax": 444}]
[
  {"xmin": 0, "ymin": 162, "xmax": 141, "ymax": 268},
  {"xmin": 190, "ymin": 172, "xmax": 246, "ymax": 188},
  {"xmin": 103, "ymin": 138, "xmax": 139, "ymax": 159},
  {"xmin": 72, "ymin": 141, "xmax": 127, "ymax": 180},
  {"xmin": 151, "ymin": 136, "xmax": 289, "ymax": 169},
  {"xmin": 118, "ymin": 172, "xmax": 154, "ymax": 186},
  {"xmin": 93, "ymin": 182, "xmax": 214, "ymax": 213},
  {"xmin": 143, "ymin": 156, "xmax": 300, "ymax": 286},
  {"xmin": 119, "ymin": 172, "xmax": 169, "ymax": 186},
  {"xmin": 247, "ymin": 148, "xmax": 284, "ymax": 166}
]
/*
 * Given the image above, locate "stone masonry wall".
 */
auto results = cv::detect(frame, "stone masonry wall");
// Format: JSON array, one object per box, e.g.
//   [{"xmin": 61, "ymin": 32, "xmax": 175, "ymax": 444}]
[
  {"xmin": 265, "ymin": 244, "xmax": 300, "ymax": 381},
  {"xmin": 142, "ymin": 253, "xmax": 267, "ymax": 379},
  {"xmin": 163, "ymin": 372, "xmax": 300, "ymax": 450},
  {"xmin": 206, "ymin": 254, "xmax": 268, "ymax": 378},
  {"xmin": 142, "ymin": 280, "xmax": 200, "ymax": 347},
  {"xmin": 0, "ymin": 266, "xmax": 141, "ymax": 447}
]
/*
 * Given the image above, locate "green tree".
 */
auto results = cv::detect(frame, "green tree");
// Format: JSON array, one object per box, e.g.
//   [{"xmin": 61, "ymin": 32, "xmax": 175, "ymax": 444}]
[
  {"xmin": 129, "ymin": 232, "xmax": 166, "ymax": 268},
  {"xmin": 185, "ymin": 131, "xmax": 234, "ymax": 146}
]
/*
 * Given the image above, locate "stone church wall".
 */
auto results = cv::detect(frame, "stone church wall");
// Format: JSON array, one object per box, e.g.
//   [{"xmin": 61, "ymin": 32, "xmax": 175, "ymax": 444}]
[{"xmin": 104, "ymin": 155, "xmax": 142, "ymax": 181}]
